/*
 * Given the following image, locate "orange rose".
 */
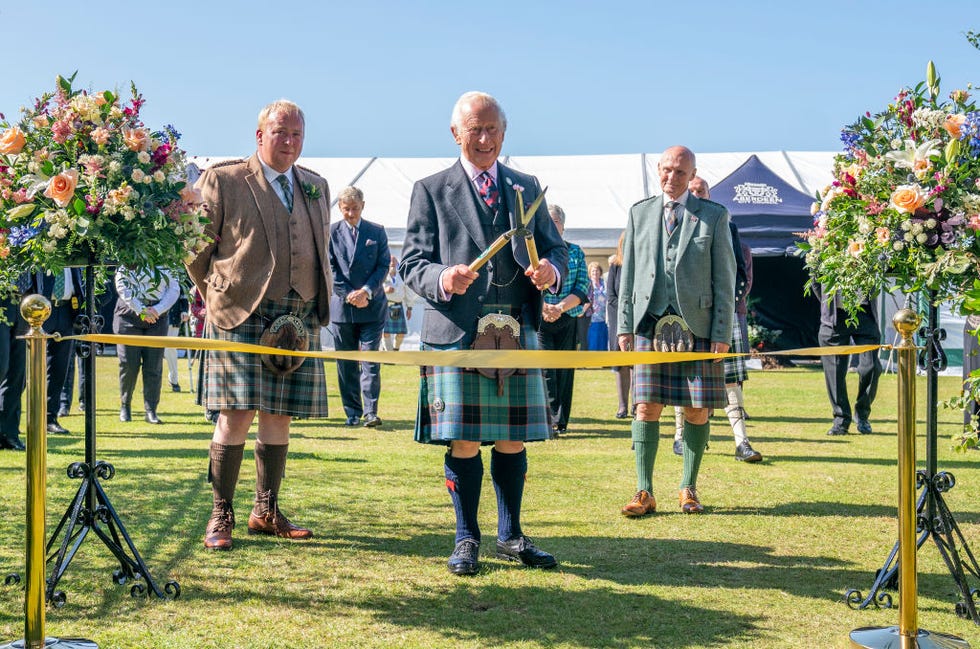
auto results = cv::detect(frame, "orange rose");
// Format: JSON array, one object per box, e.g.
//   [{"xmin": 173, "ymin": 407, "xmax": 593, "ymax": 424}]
[
  {"xmin": 889, "ymin": 184, "xmax": 926, "ymax": 214},
  {"xmin": 875, "ymin": 227, "xmax": 891, "ymax": 244},
  {"xmin": 847, "ymin": 240, "xmax": 864, "ymax": 258},
  {"xmin": 179, "ymin": 185, "xmax": 203, "ymax": 205},
  {"xmin": 122, "ymin": 127, "xmax": 149, "ymax": 152},
  {"xmin": 0, "ymin": 127, "xmax": 26, "ymax": 154},
  {"xmin": 43, "ymin": 169, "xmax": 79, "ymax": 207},
  {"xmin": 944, "ymin": 114, "xmax": 965, "ymax": 139}
]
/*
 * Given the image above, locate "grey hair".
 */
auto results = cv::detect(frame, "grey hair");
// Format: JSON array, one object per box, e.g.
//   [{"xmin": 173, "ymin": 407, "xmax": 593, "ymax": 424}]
[
  {"xmin": 258, "ymin": 99, "xmax": 305, "ymax": 129},
  {"xmin": 450, "ymin": 91, "xmax": 507, "ymax": 131},
  {"xmin": 337, "ymin": 186, "xmax": 364, "ymax": 203},
  {"xmin": 548, "ymin": 204, "xmax": 566, "ymax": 226}
]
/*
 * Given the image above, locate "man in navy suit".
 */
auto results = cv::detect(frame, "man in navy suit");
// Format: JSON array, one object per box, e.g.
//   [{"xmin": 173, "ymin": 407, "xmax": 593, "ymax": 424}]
[
  {"xmin": 328, "ymin": 186, "xmax": 391, "ymax": 427},
  {"xmin": 35, "ymin": 268, "xmax": 84, "ymax": 435}
]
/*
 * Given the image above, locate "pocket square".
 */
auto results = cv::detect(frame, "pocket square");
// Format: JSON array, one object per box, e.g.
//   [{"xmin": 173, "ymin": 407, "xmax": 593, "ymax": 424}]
[{"xmin": 365, "ymin": 239, "xmax": 376, "ymax": 246}]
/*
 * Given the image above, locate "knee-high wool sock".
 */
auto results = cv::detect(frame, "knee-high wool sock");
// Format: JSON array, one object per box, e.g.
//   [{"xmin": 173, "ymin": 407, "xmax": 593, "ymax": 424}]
[
  {"xmin": 680, "ymin": 420, "xmax": 711, "ymax": 489},
  {"xmin": 631, "ymin": 419, "xmax": 659, "ymax": 494},
  {"xmin": 445, "ymin": 452, "xmax": 483, "ymax": 544},
  {"xmin": 491, "ymin": 448, "xmax": 527, "ymax": 542}
]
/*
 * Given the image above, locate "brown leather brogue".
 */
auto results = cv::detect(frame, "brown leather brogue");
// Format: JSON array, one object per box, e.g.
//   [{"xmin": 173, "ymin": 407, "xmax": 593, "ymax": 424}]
[
  {"xmin": 621, "ymin": 490, "xmax": 656, "ymax": 517},
  {"xmin": 247, "ymin": 508, "xmax": 313, "ymax": 540},
  {"xmin": 679, "ymin": 487, "xmax": 704, "ymax": 514},
  {"xmin": 204, "ymin": 501, "xmax": 235, "ymax": 550}
]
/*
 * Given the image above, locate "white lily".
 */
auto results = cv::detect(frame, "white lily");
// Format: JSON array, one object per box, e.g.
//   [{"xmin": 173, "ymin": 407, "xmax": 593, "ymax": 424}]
[{"xmin": 883, "ymin": 139, "xmax": 942, "ymax": 175}]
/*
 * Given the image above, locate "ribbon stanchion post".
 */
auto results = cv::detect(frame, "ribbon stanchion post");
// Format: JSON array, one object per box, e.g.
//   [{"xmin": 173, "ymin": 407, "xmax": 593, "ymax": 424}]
[
  {"xmin": 0, "ymin": 294, "xmax": 97, "ymax": 649},
  {"xmin": 848, "ymin": 309, "xmax": 968, "ymax": 649}
]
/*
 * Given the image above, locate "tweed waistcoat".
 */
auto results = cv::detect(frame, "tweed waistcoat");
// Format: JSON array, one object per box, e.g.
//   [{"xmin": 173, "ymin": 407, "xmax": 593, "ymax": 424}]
[
  {"xmin": 648, "ymin": 210, "xmax": 681, "ymax": 317},
  {"xmin": 265, "ymin": 184, "xmax": 320, "ymax": 302}
]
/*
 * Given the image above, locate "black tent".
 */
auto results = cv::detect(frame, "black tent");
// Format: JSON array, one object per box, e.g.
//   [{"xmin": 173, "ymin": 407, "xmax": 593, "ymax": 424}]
[{"xmin": 710, "ymin": 155, "xmax": 820, "ymax": 350}]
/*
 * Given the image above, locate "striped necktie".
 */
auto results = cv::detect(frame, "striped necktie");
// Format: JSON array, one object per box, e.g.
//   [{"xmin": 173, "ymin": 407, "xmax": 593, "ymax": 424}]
[
  {"xmin": 275, "ymin": 174, "xmax": 293, "ymax": 213},
  {"xmin": 478, "ymin": 171, "xmax": 499, "ymax": 214},
  {"xmin": 665, "ymin": 201, "xmax": 679, "ymax": 235}
]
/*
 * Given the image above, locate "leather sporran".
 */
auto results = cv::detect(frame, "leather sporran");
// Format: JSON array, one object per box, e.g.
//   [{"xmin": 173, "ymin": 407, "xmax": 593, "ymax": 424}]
[
  {"xmin": 259, "ymin": 314, "xmax": 309, "ymax": 376},
  {"xmin": 388, "ymin": 303, "xmax": 404, "ymax": 321},
  {"xmin": 652, "ymin": 314, "xmax": 694, "ymax": 353},
  {"xmin": 470, "ymin": 313, "xmax": 524, "ymax": 396}
]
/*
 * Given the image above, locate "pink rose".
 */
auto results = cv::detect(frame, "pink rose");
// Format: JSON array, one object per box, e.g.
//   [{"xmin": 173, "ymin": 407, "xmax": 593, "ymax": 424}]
[
  {"xmin": 968, "ymin": 214, "xmax": 980, "ymax": 231},
  {"xmin": 875, "ymin": 227, "xmax": 890, "ymax": 244},
  {"xmin": 0, "ymin": 127, "xmax": 26, "ymax": 154},
  {"xmin": 90, "ymin": 127, "xmax": 110, "ymax": 146},
  {"xmin": 847, "ymin": 240, "xmax": 864, "ymax": 258},
  {"xmin": 122, "ymin": 127, "xmax": 149, "ymax": 152},
  {"xmin": 43, "ymin": 169, "xmax": 79, "ymax": 207}
]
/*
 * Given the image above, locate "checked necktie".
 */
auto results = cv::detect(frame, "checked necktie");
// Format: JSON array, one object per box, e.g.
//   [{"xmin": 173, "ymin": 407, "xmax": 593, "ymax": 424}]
[
  {"xmin": 665, "ymin": 201, "xmax": 679, "ymax": 236},
  {"xmin": 275, "ymin": 174, "xmax": 293, "ymax": 213},
  {"xmin": 53, "ymin": 270, "xmax": 66, "ymax": 300},
  {"xmin": 478, "ymin": 171, "xmax": 499, "ymax": 215}
]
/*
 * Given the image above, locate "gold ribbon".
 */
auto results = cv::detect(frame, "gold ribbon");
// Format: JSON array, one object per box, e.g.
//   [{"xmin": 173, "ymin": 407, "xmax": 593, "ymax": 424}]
[{"xmin": 68, "ymin": 334, "xmax": 887, "ymax": 369}]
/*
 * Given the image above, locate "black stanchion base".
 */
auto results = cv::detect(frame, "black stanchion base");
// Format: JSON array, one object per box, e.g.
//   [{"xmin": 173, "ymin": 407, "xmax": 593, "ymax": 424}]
[
  {"xmin": 845, "ymin": 471, "xmax": 980, "ymax": 624},
  {"xmin": 45, "ymin": 461, "xmax": 180, "ymax": 606},
  {"xmin": 849, "ymin": 626, "xmax": 969, "ymax": 648},
  {"xmin": 0, "ymin": 639, "xmax": 98, "ymax": 648}
]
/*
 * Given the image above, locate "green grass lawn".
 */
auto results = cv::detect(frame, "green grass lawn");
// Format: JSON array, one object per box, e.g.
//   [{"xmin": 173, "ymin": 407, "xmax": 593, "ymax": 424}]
[{"xmin": 0, "ymin": 355, "xmax": 978, "ymax": 648}]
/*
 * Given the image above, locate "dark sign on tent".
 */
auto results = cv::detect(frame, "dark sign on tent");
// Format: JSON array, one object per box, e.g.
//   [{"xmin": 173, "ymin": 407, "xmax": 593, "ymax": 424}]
[{"xmin": 710, "ymin": 155, "xmax": 821, "ymax": 350}]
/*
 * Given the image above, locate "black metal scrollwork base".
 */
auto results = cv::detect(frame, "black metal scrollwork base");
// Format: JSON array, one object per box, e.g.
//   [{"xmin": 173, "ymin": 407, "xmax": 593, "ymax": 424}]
[
  {"xmin": 844, "ymin": 296, "xmax": 979, "ymax": 624},
  {"xmin": 44, "ymin": 265, "xmax": 179, "ymax": 607}
]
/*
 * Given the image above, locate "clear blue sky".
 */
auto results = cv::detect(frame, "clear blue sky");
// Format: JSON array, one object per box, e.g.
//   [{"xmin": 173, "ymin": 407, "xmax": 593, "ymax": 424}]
[{"xmin": 1, "ymin": 1, "xmax": 977, "ymax": 159}]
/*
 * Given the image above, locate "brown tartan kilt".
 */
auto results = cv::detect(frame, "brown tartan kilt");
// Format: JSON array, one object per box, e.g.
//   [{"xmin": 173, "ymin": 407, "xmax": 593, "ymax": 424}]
[
  {"xmin": 415, "ymin": 319, "xmax": 553, "ymax": 445},
  {"xmin": 202, "ymin": 292, "xmax": 328, "ymax": 418},
  {"xmin": 632, "ymin": 332, "xmax": 726, "ymax": 408}
]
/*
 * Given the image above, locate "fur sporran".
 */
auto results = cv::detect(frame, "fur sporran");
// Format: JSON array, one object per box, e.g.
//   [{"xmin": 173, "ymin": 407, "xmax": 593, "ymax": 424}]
[{"xmin": 259, "ymin": 314, "xmax": 309, "ymax": 376}]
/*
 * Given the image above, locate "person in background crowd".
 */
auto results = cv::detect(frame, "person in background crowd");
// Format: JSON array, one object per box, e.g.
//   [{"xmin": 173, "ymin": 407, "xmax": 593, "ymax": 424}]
[
  {"xmin": 607, "ymin": 232, "xmax": 631, "ymax": 419},
  {"xmin": 382, "ymin": 256, "xmax": 414, "ymax": 351},
  {"xmin": 114, "ymin": 266, "xmax": 180, "ymax": 425},
  {"xmin": 400, "ymin": 91, "xmax": 567, "ymax": 576},
  {"xmin": 328, "ymin": 186, "xmax": 391, "ymax": 428},
  {"xmin": 672, "ymin": 176, "xmax": 763, "ymax": 462},
  {"xmin": 188, "ymin": 99, "xmax": 332, "ymax": 551},
  {"xmin": 0, "ymin": 274, "xmax": 30, "ymax": 451},
  {"xmin": 35, "ymin": 268, "xmax": 84, "ymax": 436},
  {"xmin": 963, "ymin": 313, "xmax": 980, "ymax": 427},
  {"xmin": 815, "ymin": 283, "xmax": 882, "ymax": 436},
  {"xmin": 163, "ymin": 282, "xmax": 190, "ymax": 393},
  {"xmin": 189, "ymin": 286, "xmax": 218, "ymax": 424},
  {"xmin": 539, "ymin": 204, "xmax": 589, "ymax": 436},
  {"xmin": 586, "ymin": 261, "xmax": 608, "ymax": 351},
  {"xmin": 618, "ymin": 146, "xmax": 736, "ymax": 517}
]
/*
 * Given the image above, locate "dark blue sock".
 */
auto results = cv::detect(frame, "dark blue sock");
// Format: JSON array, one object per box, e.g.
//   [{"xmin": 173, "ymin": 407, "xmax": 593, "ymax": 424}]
[
  {"xmin": 491, "ymin": 448, "xmax": 527, "ymax": 542},
  {"xmin": 444, "ymin": 452, "xmax": 483, "ymax": 544}
]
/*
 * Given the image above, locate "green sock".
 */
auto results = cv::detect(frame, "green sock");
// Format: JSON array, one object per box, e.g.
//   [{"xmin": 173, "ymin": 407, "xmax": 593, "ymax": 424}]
[
  {"xmin": 680, "ymin": 420, "xmax": 710, "ymax": 489},
  {"xmin": 631, "ymin": 420, "xmax": 659, "ymax": 493}
]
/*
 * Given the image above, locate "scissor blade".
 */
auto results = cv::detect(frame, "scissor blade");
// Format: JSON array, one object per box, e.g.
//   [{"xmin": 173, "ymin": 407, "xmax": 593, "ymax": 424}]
[{"xmin": 520, "ymin": 186, "xmax": 548, "ymax": 227}]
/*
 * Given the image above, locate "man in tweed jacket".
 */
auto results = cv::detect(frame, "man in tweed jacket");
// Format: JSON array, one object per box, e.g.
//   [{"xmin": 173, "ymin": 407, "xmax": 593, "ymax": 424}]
[
  {"xmin": 187, "ymin": 100, "xmax": 332, "ymax": 552},
  {"xmin": 400, "ymin": 91, "xmax": 567, "ymax": 576}
]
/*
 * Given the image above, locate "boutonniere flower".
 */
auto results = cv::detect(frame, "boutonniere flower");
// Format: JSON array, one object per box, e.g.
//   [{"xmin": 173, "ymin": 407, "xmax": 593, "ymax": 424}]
[{"xmin": 303, "ymin": 182, "xmax": 322, "ymax": 201}]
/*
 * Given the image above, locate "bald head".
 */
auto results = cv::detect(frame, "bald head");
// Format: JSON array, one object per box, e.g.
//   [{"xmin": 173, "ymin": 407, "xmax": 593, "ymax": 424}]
[
  {"xmin": 658, "ymin": 146, "xmax": 698, "ymax": 200},
  {"xmin": 689, "ymin": 176, "xmax": 710, "ymax": 199}
]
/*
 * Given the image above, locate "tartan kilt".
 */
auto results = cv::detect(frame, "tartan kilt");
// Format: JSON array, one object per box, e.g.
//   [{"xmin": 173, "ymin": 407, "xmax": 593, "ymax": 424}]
[
  {"xmin": 632, "ymin": 332, "xmax": 726, "ymax": 408},
  {"xmin": 415, "ymin": 320, "xmax": 553, "ymax": 445},
  {"xmin": 203, "ymin": 291, "xmax": 328, "ymax": 418},
  {"xmin": 384, "ymin": 302, "xmax": 409, "ymax": 335},
  {"xmin": 724, "ymin": 314, "xmax": 750, "ymax": 384}
]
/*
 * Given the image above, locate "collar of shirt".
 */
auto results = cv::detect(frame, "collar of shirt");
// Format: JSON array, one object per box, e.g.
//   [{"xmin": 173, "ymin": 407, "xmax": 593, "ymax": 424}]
[
  {"xmin": 257, "ymin": 156, "xmax": 294, "ymax": 202},
  {"xmin": 460, "ymin": 157, "xmax": 498, "ymax": 187},
  {"xmin": 663, "ymin": 189, "xmax": 690, "ymax": 208}
]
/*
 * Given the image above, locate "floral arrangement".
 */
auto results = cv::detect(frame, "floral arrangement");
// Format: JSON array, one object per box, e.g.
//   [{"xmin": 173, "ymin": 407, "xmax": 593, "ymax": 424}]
[
  {"xmin": 800, "ymin": 62, "xmax": 980, "ymax": 317},
  {"xmin": 0, "ymin": 73, "xmax": 210, "ymax": 295}
]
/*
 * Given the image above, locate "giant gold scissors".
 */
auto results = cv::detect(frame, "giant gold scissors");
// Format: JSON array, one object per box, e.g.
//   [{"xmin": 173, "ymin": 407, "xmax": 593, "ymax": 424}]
[{"xmin": 468, "ymin": 186, "xmax": 548, "ymax": 286}]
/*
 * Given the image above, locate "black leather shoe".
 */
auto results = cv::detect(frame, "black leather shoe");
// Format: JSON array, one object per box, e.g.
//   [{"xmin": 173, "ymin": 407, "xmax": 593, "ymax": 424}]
[
  {"xmin": 615, "ymin": 409, "xmax": 630, "ymax": 419},
  {"xmin": 673, "ymin": 439, "xmax": 683, "ymax": 456},
  {"xmin": 827, "ymin": 425, "xmax": 848, "ymax": 436},
  {"xmin": 735, "ymin": 440, "xmax": 763, "ymax": 462},
  {"xmin": 170, "ymin": 382, "xmax": 181, "ymax": 393},
  {"xmin": 46, "ymin": 420, "xmax": 69, "ymax": 435},
  {"xmin": 344, "ymin": 415, "xmax": 360, "ymax": 426},
  {"xmin": 120, "ymin": 406, "xmax": 131, "ymax": 422},
  {"xmin": 144, "ymin": 410, "xmax": 163, "ymax": 425},
  {"xmin": 856, "ymin": 419, "xmax": 873, "ymax": 434},
  {"xmin": 448, "ymin": 539, "xmax": 480, "ymax": 576},
  {"xmin": 495, "ymin": 535, "xmax": 557, "ymax": 569},
  {"xmin": 57, "ymin": 406, "xmax": 70, "ymax": 418},
  {"xmin": 362, "ymin": 413, "xmax": 382, "ymax": 428},
  {"xmin": 0, "ymin": 436, "xmax": 25, "ymax": 451}
]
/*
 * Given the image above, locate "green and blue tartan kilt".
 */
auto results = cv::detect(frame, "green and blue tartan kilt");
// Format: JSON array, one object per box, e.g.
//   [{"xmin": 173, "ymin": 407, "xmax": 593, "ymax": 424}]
[
  {"xmin": 415, "ymin": 320, "xmax": 553, "ymax": 445},
  {"xmin": 384, "ymin": 302, "xmax": 409, "ymax": 335},
  {"xmin": 203, "ymin": 291, "xmax": 328, "ymax": 418},
  {"xmin": 724, "ymin": 314, "xmax": 749, "ymax": 384},
  {"xmin": 632, "ymin": 332, "xmax": 726, "ymax": 408}
]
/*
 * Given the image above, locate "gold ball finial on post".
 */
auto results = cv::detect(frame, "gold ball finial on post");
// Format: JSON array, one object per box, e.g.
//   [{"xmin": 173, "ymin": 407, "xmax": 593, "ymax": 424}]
[
  {"xmin": 19, "ymin": 294, "xmax": 51, "ymax": 335},
  {"xmin": 892, "ymin": 308, "xmax": 921, "ymax": 347}
]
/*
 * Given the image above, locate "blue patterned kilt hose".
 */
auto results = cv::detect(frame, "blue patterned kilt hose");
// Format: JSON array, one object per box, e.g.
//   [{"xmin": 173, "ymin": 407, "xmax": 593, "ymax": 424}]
[
  {"xmin": 384, "ymin": 302, "xmax": 409, "ymax": 335},
  {"xmin": 203, "ymin": 291, "xmax": 328, "ymax": 418},
  {"xmin": 415, "ymin": 319, "xmax": 553, "ymax": 445},
  {"xmin": 723, "ymin": 314, "xmax": 749, "ymax": 384},
  {"xmin": 632, "ymin": 332, "xmax": 726, "ymax": 408}
]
